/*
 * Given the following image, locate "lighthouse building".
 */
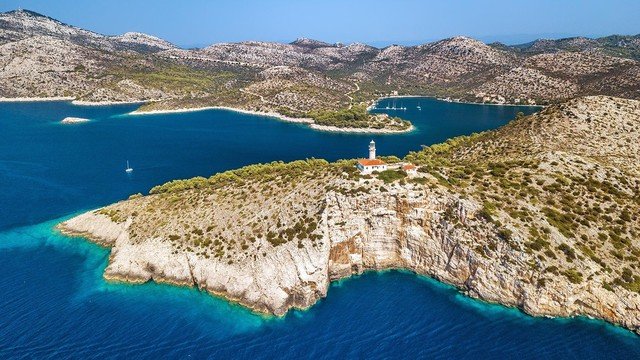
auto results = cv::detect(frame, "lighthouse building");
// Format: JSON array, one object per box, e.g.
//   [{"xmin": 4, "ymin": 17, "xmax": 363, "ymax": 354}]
[{"xmin": 357, "ymin": 140, "xmax": 387, "ymax": 174}]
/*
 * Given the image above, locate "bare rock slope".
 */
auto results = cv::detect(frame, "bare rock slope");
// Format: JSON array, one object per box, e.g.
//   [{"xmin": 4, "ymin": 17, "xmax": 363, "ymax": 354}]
[{"xmin": 2, "ymin": 9, "xmax": 640, "ymax": 113}]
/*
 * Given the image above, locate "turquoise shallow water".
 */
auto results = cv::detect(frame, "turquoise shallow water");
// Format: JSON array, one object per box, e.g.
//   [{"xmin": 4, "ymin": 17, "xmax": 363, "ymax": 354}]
[{"xmin": 1, "ymin": 99, "xmax": 639, "ymax": 358}]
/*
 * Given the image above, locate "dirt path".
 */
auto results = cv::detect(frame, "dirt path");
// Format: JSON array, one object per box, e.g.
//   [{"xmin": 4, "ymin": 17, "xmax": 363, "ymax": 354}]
[{"xmin": 346, "ymin": 82, "xmax": 360, "ymax": 109}]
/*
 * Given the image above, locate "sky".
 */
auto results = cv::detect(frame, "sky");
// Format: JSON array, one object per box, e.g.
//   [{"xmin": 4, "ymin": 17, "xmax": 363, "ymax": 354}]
[{"xmin": 1, "ymin": 0, "xmax": 639, "ymax": 48}]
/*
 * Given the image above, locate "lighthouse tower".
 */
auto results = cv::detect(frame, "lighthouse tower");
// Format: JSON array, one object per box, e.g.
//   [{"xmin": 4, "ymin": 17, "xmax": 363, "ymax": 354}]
[
  {"xmin": 368, "ymin": 140, "xmax": 376, "ymax": 160},
  {"xmin": 357, "ymin": 140, "xmax": 387, "ymax": 174}
]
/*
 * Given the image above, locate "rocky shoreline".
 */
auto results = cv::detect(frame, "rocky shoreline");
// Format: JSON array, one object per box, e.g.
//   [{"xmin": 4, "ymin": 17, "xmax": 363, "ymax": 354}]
[
  {"xmin": 71, "ymin": 100, "xmax": 149, "ymax": 106},
  {"xmin": 57, "ymin": 210, "xmax": 329, "ymax": 316},
  {"xmin": 0, "ymin": 96, "xmax": 412, "ymax": 133},
  {"xmin": 129, "ymin": 105, "xmax": 313, "ymax": 124},
  {"xmin": 129, "ymin": 105, "xmax": 414, "ymax": 134},
  {"xmin": 0, "ymin": 93, "xmax": 538, "ymax": 135},
  {"xmin": 0, "ymin": 96, "xmax": 74, "ymax": 102},
  {"xmin": 57, "ymin": 183, "xmax": 640, "ymax": 334},
  {"xmin": 308, "ymin": 123, "xmax": 414, "ymax": 134}
]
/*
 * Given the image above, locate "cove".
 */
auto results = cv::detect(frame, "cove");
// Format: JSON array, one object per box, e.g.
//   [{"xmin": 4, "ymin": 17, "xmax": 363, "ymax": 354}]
[
  {"xmin": 0, "ymin": 98, "xmax": 536, "ymax": 230},
  {"xmin": 3, "ymin": 98, "xmax": 640, "ymax": 358}
]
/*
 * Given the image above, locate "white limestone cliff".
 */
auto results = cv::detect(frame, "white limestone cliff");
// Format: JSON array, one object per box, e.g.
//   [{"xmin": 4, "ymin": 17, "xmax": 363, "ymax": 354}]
[{"xmin": 58, "ymin": 184, "xmax": 640, "ymax": 334}]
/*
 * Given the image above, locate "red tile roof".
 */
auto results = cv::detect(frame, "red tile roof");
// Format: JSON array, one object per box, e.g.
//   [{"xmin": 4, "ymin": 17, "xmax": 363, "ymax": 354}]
[
  {"xmin": 358, "ymin": 159, "xmax": 386, "ymax": 166},
  {"xmin": 402, "ymin": 164, "xmax": 417, "ymax": 170}
]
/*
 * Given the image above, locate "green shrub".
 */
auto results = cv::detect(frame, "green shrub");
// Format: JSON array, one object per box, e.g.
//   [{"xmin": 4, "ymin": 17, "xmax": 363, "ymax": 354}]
[
  {"xmin": 377, "ymin": 170, "xmax": 407, "ymax": 184},
  {"xmin": 149, "ymin": 159, "xmax": 330, "ymax": 194},
  {"xmin": 497, "ymin": 228, "xmax": 513, "ymax": 241},
  {"xmin": 478, "ymin": 201, "xmax": 497, "ymax": 222},
  {"xmin": 563, "ymin": 269, "xmax": 583, "ymax": 284},
  {"xmin": 558, "ymin": 243, "xmax": 576, "ymax": 260},
  {"xmin": 307, "ymin": 105, "xmax": 410, "ymax": 130}
]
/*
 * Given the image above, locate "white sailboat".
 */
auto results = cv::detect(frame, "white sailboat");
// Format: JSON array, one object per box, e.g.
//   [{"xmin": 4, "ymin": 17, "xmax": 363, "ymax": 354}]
[{"xmin": 125, "ymin": 160, "xmax": 133, "ymax": 173}]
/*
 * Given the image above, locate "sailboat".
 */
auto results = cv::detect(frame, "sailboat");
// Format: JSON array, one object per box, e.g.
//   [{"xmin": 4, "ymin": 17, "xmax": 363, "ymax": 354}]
[{"xmin": 125, "ymin": 160, "xmax": 133, "ymax": 173}]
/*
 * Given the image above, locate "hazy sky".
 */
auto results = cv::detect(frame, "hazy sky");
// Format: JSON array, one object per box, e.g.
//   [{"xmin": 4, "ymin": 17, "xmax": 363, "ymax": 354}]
[{"xmin": 2, "ymin": 0, "xmax": 639, "ymax": 47}]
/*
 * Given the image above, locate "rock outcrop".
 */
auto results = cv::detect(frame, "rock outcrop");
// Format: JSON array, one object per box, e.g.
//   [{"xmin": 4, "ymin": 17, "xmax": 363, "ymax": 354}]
[
  {"xmin": 326, "ymin": 189, "xmax": 640, "ymax": 334},
  {"xmin": 60, "ymin": 204, "xmax": 330, "ymax": 315},
  {"xmin": 59, "ymin": 178, "xmax": 640, "ymax": 333}
]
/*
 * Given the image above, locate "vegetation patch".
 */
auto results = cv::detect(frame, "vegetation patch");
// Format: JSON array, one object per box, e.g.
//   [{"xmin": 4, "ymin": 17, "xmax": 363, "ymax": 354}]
[
  {"xmin": 307, "ymin": 105, "xmax": 411, "ymax": 130},
  {"xmin": 377, "ymin": 169, "xmax": 407, "ymax": 184}
]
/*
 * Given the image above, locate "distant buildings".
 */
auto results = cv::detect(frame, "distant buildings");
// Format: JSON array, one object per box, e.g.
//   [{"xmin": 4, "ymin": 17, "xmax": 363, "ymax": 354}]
[
  {"xmin": 402, "ymin": 164, "xmax": 417, "ymax": 175},
  {"xmin": 357, "ymin": 140, "xmax": 420, "ymax": 176}
]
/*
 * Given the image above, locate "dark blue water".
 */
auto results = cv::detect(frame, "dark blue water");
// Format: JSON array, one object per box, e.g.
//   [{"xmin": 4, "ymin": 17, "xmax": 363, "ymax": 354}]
[{"xmin": 1, "ymin": 99, "xmax": 638, "ymax": 358}]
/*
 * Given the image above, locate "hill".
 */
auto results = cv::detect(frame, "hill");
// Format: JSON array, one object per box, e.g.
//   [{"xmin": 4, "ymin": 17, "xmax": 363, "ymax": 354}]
[{"xmin": 1, "ymin": 9, "xmax": 640, "ymax": 130}]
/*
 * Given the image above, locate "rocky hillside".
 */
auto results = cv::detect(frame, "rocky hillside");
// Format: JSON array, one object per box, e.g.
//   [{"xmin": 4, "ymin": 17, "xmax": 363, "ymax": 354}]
[
  {"xmin": 1, "ymin": 9, "xmax": 640, "ymax": 118},
  {"xmin": 510, "ymin": 35, "xmax": 640, "ymax": 60},
  {"xmin": 0, "ymin": 9, "xmax": 175, "ymax": 51},
  {"xmin": 59, "ymin": 96, "xmax": 640, "ymax": 334}
]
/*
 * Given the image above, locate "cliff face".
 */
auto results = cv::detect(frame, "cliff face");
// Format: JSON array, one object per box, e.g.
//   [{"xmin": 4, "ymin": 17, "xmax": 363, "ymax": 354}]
[
  {"xmin": 325, "ymin": 189, "xmax": 640, "ymax": 334},
  {"xmin": 61, "ymin": 210, "xmax": 330, "ymax": 315},
  {"xmin": 59, "ymin": 181, "xmax": 640, "ymax": 333}
]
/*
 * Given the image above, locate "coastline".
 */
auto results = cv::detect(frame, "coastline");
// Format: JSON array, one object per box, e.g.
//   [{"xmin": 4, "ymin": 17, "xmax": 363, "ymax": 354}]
[
  {"xmin": 0, "ymin": 95, "xmax": 542, "ymax": 108},
  {"xmin": 308, "ymin": 123, "xmax": 414, "ymax": 134},
  {"xmin": 128, "ymin": 105, "xmax": 413, "ymax": 134},
  {"xmin": 445, "ymin": 99, "xmax": 544, "ymax": 108},
  {"xmin": 373, "ymin": 95, "xmax": 544, "ymax": 108},
  {"xmin": 0, "ymin": 96, "xmax": 153, "ymax": 106},
  {"xmin": 128, "ymin": 106, "xmax": 313, "ymax": 124},
  {"xmin": 71, "ymin": 100, "xmax": 150, "ymax": 106},
  {"xmin": 0, "ymin": 96, "xmax": 75, "ymax": 102},
  {"xmin": 0, "ymin": 96, "xmax": 413, "ymax": 133},
  {"xmin": 56, "ymin": 196, "xmax": 640, "ymax": 336},
  {"xmin": 0, "ymin": 97, "xmax": 149, "ymax": 106},
  {"xmin": 0, "ymin": 95, "xmax": 531, "ymax": 134},
  {"xmin": 61, "ymin": 228, "xmax": 640, "ymax": 337},
  {"xmin": 0, "ymin": 94, "xmax": 541, "ymax": 113}
]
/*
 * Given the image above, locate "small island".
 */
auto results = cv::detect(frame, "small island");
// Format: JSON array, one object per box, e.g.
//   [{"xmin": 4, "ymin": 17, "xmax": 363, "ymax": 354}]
[
  {"xmin": 59, "ymin": 96, "xmax": 640, "ymax": 334},
  {"xmin": 61, "ymin": 117, "xmax": 90, "ymax": 124}
]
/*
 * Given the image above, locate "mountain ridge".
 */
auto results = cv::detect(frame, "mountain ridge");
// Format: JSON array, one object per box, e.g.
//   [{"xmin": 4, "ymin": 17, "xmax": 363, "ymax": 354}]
[
  {"xmin": 1, "ymin": 8, "xmax": 639, "ymax": 130},
  {"xmin": 3, "ymin": 9, "xmax": 639, "ymax": 54}
]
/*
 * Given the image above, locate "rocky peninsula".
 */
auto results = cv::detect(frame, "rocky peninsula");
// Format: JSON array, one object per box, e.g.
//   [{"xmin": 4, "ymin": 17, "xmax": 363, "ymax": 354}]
[
  {"xmin": 59, "ymin": 96, "xmax": 640, "ymax": 334},
  {"xmin": 129, "ymin": 104, "xmax": 413, "ymax": 134}
]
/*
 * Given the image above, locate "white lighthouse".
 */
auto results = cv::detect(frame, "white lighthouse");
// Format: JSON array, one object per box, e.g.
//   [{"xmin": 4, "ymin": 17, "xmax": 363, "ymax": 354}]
[
  {"xmin": 369, "ymin": 140, "xmax": 376, "ymax": 160},
  {"xmin": 357, "ymin": 140, "xmax": 387, "ymax": 174}
]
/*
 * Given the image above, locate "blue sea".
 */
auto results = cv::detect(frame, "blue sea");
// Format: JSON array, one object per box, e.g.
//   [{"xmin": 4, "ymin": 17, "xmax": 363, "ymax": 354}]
[{"xmin": 1, "ymin": 99, "xmax": 638, "ymax": 358}]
